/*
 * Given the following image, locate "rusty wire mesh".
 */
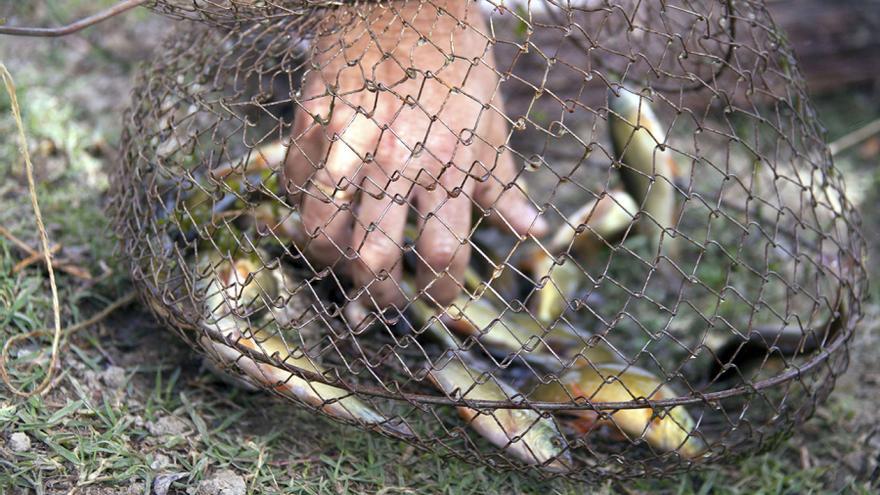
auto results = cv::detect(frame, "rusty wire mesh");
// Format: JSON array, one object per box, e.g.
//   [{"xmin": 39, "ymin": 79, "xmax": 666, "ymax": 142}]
[{"xmin": 110, "ymin": 0, "xmax": 868, "ymax": 481}]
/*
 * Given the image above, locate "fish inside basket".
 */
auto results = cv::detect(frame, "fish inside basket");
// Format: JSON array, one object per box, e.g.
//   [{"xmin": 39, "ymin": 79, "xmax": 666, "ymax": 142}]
[{"xmin": 111, "ymin": 0, "xmax": 867, "ymax": 482}]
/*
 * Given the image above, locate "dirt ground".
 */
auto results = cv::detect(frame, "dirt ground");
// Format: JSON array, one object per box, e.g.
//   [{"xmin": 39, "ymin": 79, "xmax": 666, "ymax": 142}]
[{"xmin": 1, "ymin": 2, "xmax": 879, "ymax": 494}]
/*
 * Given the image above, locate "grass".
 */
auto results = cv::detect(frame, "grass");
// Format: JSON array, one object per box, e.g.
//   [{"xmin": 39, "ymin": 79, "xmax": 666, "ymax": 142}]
[{"xmin": 1, "ymin": 4, "xmax": 879, "ymax": 494}]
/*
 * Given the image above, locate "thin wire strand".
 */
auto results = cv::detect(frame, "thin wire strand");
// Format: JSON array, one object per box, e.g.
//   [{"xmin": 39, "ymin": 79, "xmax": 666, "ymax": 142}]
[{"xmin": 0, "ymin": 0, "xmax": 147, "ymax": 37}]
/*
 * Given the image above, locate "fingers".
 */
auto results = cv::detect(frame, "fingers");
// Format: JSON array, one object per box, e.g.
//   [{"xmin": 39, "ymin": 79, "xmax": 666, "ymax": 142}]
[
  {"xmin": 284, "ymin": 103, "xmax": 326, "ymax": 202},
  {"xmin": 299, "ymin": 110, "xmax": 381, "ymax": 266},
  {"xmin": 285, "ymin": 69, "xmax": 336, "ymax": 201},
  {"xmin": 282, "ymin": 7, "xmax": 530, "ymax": 310},
  {"xmin": 349, "ymin": 172, "xmax": 410, "ymax": 308},
  {"xmin": 473, "ymin": 108, "xmax": 547, "ymax": 238},
  {"xmin": 415, "ymin": 179, "xmax": 473, "ymax": 306},
  {"xmin": 300, "ymin": 190, "xmax": 354, "ymax": 266}
]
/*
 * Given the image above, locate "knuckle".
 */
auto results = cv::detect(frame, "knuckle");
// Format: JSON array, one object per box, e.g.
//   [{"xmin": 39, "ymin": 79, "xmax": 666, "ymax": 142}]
[
  {"xmin": 424, "ymin": 131, "xmax": 459, "ymax": 164},
  {"xmin": 371, "ymin": 282, "xmax": 405, "ymax": 308},
  {"xmin": 301, "ymin": 205, "xmax": 343, "ymax": 238},
  {"xmin": 301, "ymin": 209, "xmax": 328, "ymax": 233},
  {"xmin": 421, "ymin": 237, "xmax": 467, "ymax": 273},
  {"xmin": 356, "ymin": 231, "xmax": 401, "ymax": 271}
]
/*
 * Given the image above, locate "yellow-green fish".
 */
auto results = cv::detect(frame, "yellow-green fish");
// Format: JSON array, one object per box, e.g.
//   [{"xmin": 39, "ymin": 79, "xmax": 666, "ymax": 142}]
[
  {"xmin": 548, "ymin": 189, "xmax": 639, "ymax": 255},
  {"xmin": 409, "ymin": 297, "xmax": 571, "ymax": 470},
  {"xmin": 197, "ymin": 256, "xmax": 412, "ymax": 438},
  {"xmin": 165, "ymin": 140, "xmax": 287, "ymax": 243},
  {"xmin": 201, "ymin": 323, "xmax": 411, "ymax": 437},
  {"xmin": 461, "ymin": 266, "xmax": 520, "ymax": 297},
  {"xmin": 427, "ymin": 354, "xmax": 571, "ymax": 471},
  {"xmin": 531, "ymin": 362, "xmax": 705, "ymax": 458},
  {"xmin": 608, "ymin": 89, "xmax": 680, "ymax": 257},
  {"xmin": 211, "ymin": 139, "xmax": 289, "ymax": 181},
  {"xmin": 241, "ymin": 202, "xmax": 305, "ymax": 245},
  {"xmin": 518, "ymin": 190, "xmax": 637, "ymax": 323},
  {"xmin": 196, "ymin": 251, "xmax": 281, "ymax": 322},
  {"xmin": 531, "ymin": 255, "xmax": 586, "ymax": 324},
  {"xmin": 440, "ymin": 291, "xmax": 588, "ymax": 363}
]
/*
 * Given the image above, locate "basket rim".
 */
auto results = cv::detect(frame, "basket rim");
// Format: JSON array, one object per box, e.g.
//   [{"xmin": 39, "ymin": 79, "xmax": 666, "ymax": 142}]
[{"xmin": 155, "ymin": 282, "xmax": 854, "ymax": 411}]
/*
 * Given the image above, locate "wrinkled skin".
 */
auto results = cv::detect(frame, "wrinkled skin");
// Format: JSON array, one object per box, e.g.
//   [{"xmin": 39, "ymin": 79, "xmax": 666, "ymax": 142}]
[{"xmin": 285, "ymin": 1, "xmax": 546, "ymax": 308}]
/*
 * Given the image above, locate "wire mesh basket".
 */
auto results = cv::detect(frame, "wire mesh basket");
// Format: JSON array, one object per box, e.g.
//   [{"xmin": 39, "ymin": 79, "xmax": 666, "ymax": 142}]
[{"xmin": 111, "ymin": 0, "xmax": 868, "ymax": 481}]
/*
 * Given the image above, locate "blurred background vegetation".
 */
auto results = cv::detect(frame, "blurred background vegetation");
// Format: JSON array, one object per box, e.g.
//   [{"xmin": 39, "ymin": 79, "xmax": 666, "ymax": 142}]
[{"xmin": 1, "ymin": 1, "xmax": 878, "ymax": 493}]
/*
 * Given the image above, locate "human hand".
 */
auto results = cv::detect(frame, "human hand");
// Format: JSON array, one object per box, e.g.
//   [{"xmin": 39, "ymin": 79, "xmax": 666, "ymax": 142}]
[{"xmin": 284, "ymin": 1, "xmax": 546, "ymax": 307}]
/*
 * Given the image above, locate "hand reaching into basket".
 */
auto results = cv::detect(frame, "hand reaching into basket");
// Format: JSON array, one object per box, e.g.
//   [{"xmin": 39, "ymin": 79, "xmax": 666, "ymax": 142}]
[{"xmin": 284, "ymin": 1, "xmax": 547, "ymax": 308}]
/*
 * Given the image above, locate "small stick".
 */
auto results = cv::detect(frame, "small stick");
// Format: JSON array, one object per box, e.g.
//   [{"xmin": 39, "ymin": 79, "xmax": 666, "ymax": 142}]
[
  {"xmin": 0, "ymin": 225, "xmax": 92, "ymax": 280},
  {"xmin": 799, "ymin": 445, "xmax": 812, "ymax": 470},
  {"xmin": 12, "ymin": 243, "xmax": 61, "ymax": 273},
  {"xmin": 0, "ymin": 0, "xmax": 147, "ymax": 38},
  {"xmin": 0, "ymin": 224, "xmax": 34, "ymax": 253},
  {"xmin": 55, "ymin": 263, "xmax": 93, "ymax": 281},
  {"xmin": 829, "ymin": 117, "xmax": 880, "ymax": 156},
  {"xmin": 46, "ymin": 256, "xmax": 94, "ymax": 280}
]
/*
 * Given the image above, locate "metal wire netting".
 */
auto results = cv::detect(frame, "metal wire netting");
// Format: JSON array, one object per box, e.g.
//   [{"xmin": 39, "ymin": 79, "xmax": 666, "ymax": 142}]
[{"xmin": 110, "ymin": 0, "xmax": 867, "ymax": 481}]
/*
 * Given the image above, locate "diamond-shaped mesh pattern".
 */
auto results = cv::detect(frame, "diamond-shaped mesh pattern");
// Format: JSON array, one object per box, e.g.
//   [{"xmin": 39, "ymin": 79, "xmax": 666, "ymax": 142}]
[{"xmin": 110, "ymin": 0, "xmax": 867, "ymax": 481}]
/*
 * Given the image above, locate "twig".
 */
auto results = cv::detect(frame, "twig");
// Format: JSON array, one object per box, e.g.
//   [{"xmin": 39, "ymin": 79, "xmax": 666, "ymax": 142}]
[
  {"xmin": 829, "ymin": 117, "xmax": 880, "ymax": 156},
  {"xmin": 0, "ymin": 225, "xmax": 93, "ymax": 280},
  {"xmin": 799, "ymin": 444, "xmax": 812, "ymax": 470},
  {"xmin": 12, "ymin": 243, "xmax": 61, "ymax": 274},
  {"xmin": 0, "ymin": 291, "xmax": 138, "ymax": 396},
  {"xmin": 60, "ymin": 292, "xmax": 138, "ymax": 338},
  {"xmin": 0, "ymin": 225, "xmax": 35, "ymax": 253},
  {"xmin": 0, "ymin": 0, "xmax": 147, "ymax": 38},
  {"xmin": 248, "ymin": 446, "xmax": 266, "ymax": 494},
  {"xmin": 54, "ymin": 263, "xmax": 93, "ymax": 281}
]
